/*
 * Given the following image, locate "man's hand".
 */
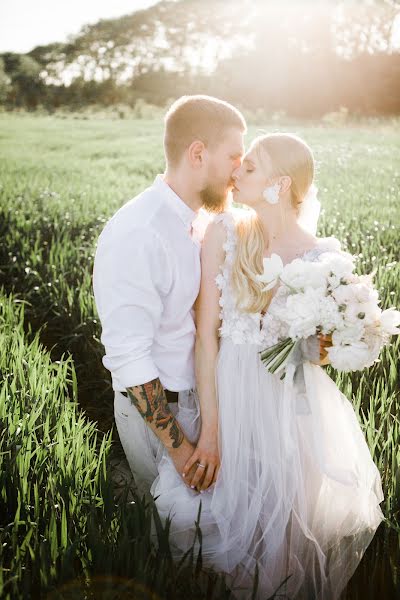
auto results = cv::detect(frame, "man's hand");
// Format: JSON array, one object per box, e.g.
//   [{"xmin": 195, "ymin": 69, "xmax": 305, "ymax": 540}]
[{"xmin": 182, "ymin": 429, "xmax": 220, "ymax": 493}]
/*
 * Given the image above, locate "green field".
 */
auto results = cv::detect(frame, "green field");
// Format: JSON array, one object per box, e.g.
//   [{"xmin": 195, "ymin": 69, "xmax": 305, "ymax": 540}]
[{"xmin": 0, "ymin": 114, "xmax": 399, "ymax": 599}]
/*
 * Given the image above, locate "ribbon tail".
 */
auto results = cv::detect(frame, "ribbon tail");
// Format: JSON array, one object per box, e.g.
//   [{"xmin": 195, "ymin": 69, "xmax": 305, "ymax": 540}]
[{"xmin": 282, "ymin": 363, "xmax": 297, "ymax": 455}]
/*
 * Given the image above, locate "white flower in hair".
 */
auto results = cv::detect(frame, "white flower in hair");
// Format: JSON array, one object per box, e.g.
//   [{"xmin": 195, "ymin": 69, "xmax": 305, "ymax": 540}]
[{"xmin": 263, "ymin": 183, "xmax": 281, "ymax": 204}]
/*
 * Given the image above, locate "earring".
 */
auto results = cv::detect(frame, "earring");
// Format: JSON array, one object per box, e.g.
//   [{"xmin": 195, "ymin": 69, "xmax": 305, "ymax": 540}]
[{"xmin": 263, "ymin": 183, "xmax": 281, "ymax": 205}]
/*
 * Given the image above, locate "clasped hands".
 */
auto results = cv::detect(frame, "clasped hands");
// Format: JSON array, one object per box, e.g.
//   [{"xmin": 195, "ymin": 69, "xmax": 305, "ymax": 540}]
[
  {"xmin": 166, "ymin": 426, "xmax": 220, "ymax": 494},
  {"xmin": 171, "ymin": 334, "xmax": 332, "ymax": 493},
  {"xmin": 181, "ymin": 429, "xmax": 220, "ymax": 494}
]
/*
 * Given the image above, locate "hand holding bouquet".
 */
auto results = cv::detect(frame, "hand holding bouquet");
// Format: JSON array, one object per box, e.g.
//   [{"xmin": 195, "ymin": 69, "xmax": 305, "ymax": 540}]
[{"xmin": 258, "ymin": 250, "xmax": 400, "ymax": 375}]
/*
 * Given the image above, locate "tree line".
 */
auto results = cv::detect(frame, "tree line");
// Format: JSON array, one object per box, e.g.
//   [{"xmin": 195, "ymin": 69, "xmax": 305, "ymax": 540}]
[{"xmin": 1, "ymin": 0, "xmax": 399, "ymax": 117}]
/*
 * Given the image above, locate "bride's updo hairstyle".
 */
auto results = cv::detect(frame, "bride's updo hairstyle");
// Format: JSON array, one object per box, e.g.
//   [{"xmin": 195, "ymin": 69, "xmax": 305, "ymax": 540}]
[{"xmin": 232, "ymin": 133, "xmax": 315, "ymax": 313}]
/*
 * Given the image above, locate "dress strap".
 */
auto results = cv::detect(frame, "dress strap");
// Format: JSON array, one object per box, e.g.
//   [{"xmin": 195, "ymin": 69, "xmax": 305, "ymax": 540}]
[
  {"xmin": 212, "ymin": 211, "xmax": 238, "ymax": 297},
  {"xmin": 212, "ymin": 210, "xmax": 238, "ymax": 268}
]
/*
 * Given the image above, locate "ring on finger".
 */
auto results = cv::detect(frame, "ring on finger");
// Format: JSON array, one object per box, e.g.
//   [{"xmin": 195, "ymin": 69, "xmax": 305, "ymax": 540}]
[{"xmin": 197, "ymin": 462, "xmax": 206, "ymax": 468}]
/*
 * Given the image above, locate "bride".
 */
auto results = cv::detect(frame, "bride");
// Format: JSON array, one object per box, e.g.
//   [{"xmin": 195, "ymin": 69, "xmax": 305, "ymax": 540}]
[{"xmin": 150, "ymin": 133, "xmax": 384, "ymax": 599}]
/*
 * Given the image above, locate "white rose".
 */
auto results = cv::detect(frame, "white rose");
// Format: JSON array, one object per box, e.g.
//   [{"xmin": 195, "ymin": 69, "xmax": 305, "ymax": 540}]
[
  {"xmin": 332, "ymin": 322, "xmax": 365, "ymax": 346},
  {"xmin": 328, "ymin": 274, "xmax": 344, "ymax": 289},
  {"xmin": 327, "ymin": 342, "xmax": 375, "ymax": 371},
  {"xmin": 352, "ymin": 283, "xmax": 378, "ymax": 304},
  {"xmin": 320, "ymin": 252, "xmax": 355, "ymax": 282},
  {"xmin": 380, "ymin": 308, "xmax": 400, "ymax": 335},
  {"xmin": 332, "ymin": 284, "xmax": 353, "ymax": 305},
  {"xmin": 333, "ymin": 282, "xmax": 378, "ymax": 307},
  {"xmin": 318, "ymin": 295, "xmax": 344, "ymax": 332}
]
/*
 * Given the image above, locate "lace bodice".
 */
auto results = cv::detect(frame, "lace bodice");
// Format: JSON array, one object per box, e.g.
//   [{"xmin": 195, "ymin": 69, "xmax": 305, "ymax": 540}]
[{"xmin": 213, "ymin": 210, "xmax": 342, "ymax": 346}]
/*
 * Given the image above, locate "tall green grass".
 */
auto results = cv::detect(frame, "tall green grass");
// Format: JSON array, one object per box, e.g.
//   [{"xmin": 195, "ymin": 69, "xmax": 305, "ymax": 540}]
[{"xmin": 0, "ymin": 291, "xmax": 236, "ymax": 599}]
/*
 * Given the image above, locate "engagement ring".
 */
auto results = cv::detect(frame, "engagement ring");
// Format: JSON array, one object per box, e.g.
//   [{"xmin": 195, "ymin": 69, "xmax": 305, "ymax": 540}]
[{"xmin": 197, "ymin": 462, "xmax": 206, "ymax": 468}]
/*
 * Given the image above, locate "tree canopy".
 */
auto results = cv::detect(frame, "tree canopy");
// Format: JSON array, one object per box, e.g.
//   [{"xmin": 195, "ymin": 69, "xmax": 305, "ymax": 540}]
[{"xmin": 1, "ymin": 0, "xmax": 400, "ymax": 115}]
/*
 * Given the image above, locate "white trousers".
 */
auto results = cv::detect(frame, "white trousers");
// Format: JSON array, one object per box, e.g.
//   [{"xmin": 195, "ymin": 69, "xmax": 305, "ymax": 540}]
[{"xmin": 114, "ymin": 388, "xmax": 200, "ymax": 501}]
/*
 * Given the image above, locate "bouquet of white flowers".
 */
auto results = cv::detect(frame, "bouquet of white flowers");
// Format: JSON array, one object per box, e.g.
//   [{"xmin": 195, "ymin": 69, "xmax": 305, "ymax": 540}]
[{"xmin": 258, "ymin": 251, "xmax": 400, "ymax": 375}]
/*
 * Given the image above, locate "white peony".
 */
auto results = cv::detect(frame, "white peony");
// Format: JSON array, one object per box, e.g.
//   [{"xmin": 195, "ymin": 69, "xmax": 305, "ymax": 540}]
[
  {"xmin": 281, "ymin": 259, "xmax": 328, "ymax": 291},
  {"xmin": 282, "ymin": 289, "xmax": 323, "ymax": 339}
]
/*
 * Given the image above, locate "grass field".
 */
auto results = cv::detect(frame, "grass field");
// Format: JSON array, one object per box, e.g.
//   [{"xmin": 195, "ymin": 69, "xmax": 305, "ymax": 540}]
[{"xmin": 0, "ymin": 114, "xmax": 399, "ymax": 599}]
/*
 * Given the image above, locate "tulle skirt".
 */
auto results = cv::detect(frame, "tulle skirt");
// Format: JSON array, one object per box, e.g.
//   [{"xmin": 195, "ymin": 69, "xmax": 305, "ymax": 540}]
[{"xmin": 150, "ymin": 337, "xmax": 384, "ymax": 599}]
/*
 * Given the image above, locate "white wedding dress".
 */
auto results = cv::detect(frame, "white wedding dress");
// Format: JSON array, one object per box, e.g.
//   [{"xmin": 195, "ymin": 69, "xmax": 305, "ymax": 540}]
[{"xmin": 150, "ymin": 210, "xmax": 384, "ymax": 600}]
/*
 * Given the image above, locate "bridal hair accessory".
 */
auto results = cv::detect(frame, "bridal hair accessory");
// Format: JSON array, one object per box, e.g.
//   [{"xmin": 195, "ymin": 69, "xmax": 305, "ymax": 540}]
[
  {"xmin": 297, "ymin": 183, "xmax": 321, "ymax": 236},
  {"xmin": 263, "ymin": 183, "xmax": 281, "ymax": 204}
]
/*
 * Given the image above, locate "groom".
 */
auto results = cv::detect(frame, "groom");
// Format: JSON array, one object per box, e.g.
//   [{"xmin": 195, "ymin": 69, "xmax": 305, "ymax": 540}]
[{"xmin": 93, "ymin": 95, "xmax": 246, "ymax": 500}]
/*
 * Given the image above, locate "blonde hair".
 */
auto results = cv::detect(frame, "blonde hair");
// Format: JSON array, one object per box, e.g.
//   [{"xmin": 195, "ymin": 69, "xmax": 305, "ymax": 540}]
[
  {"xmin": 231, "ymin": 133, "xmax": 315, "ymax": 313},
  {"xmin": 164, "ymin": 95, "xmax": 246, "ymax": 168}
]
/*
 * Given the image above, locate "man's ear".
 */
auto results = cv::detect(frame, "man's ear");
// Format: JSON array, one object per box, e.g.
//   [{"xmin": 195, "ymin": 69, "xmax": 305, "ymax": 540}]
[
  {"xmin": 188, "ymin": 140, "xmax": 206, "ymax": 168},
  {"xmin": 279, "ymin": 175, "xmax": 292, "ymax": 195}
]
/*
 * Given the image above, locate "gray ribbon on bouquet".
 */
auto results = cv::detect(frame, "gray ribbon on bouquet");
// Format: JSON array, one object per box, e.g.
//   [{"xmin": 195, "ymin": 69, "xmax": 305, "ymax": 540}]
[
  {"xmin": 285, "ymin": 335, "xmax": 320, "ymax": 415},
  {"xmin": 280, "ymin": 335, "xmax": 320, "ymax": 455}
]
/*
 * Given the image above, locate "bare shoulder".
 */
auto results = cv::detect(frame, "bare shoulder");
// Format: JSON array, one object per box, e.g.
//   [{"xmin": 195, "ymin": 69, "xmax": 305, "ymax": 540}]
[
  {"xmin": 203, "ymin": 219, "xmax": 227, "ymax": 253},
  {"xmin": 205, "ymin": 208, "xmax": 244, "ymax": 247}
]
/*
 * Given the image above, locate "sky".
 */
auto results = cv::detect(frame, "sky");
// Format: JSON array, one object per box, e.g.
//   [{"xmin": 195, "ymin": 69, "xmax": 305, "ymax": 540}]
[
  {"xmin": 1, "ymin": 1, "xmax": 399, "ymax": 56},
  {"xmin": 0, "ymin": 0, "xmax": 159, "ymax": 53}
]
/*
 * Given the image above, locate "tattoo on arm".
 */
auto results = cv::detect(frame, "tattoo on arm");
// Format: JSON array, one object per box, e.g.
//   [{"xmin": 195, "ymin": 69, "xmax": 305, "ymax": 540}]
[{"xmin": 126, "ymin": 379, "xmax": 184, "ymax": 449}]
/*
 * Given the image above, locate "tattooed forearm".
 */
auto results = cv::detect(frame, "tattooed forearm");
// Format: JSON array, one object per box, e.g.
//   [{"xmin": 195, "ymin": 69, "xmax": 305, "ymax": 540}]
[
  {"xmin": 168, "ymin": 419, "xmax": 185, "ymax": 448},
  {"xmin": 126, "ymin": 379, "xmax": 184, "ymax": 449}
]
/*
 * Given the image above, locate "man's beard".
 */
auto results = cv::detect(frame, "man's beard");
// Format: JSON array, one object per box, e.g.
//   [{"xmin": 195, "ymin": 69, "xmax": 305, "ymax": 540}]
[{"xmin": 200, "ymin": 182, "xmax": 231, "ymax": 213}]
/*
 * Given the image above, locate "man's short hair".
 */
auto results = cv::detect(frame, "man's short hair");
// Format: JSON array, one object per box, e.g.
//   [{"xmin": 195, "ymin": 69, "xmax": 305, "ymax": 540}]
[{"xmin": 164, "ymin": 95, "xmax": 246, "ymax": 168}]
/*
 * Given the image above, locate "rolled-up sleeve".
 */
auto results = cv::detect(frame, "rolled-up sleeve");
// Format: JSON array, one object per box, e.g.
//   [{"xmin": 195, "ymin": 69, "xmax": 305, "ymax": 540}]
[{"xmin": 93, "ymin": 224, "xmax": 171, "ymax": 389}]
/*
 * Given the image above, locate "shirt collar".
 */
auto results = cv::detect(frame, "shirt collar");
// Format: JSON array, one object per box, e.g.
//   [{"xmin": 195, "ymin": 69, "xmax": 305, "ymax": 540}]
[{"xmin": 153, "ymin": 174, "xmax": 198, "ymax": 230}]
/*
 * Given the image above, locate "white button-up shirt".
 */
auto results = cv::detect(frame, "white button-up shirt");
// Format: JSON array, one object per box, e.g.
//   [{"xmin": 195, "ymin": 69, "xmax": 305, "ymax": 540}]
[{"xmin": 92, "ymin": 175, "xmax": 211, "ymax": 392}]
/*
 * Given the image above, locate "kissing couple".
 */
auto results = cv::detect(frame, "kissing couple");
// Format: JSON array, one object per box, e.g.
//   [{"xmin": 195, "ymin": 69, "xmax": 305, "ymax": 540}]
[{"xmin": 93, "ymin": 95, "xmax": 383, "ymax": 599}]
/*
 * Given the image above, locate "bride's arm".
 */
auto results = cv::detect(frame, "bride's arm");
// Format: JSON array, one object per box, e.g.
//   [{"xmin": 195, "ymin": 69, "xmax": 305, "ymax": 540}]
[{"xmin": 182, "ymin": 220, "xmax": 226, "ymax": 492}]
